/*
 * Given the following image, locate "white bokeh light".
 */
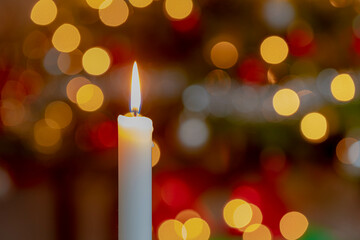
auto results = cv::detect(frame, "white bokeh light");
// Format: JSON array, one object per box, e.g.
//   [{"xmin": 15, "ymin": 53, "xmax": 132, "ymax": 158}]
[
  {"xmin": 348, "ymin": 141, "xmax": 360, "ymax": 168},
  {"xmin": 182, "ymin": 85, "xmax": 210, "ymax": 112},
  {"xmin": 178, "ymin": 118, "xmax": 209, "ymax": 149},
  {"xmin": 263, "ymin": 0, "xmax": 295, "ymax": 30}
]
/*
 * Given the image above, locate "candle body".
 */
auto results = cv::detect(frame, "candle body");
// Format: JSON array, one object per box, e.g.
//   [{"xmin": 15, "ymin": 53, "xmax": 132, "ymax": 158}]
[{"xmin": 118, "ymin": 115, "xmax": 153, "ymax": 240}]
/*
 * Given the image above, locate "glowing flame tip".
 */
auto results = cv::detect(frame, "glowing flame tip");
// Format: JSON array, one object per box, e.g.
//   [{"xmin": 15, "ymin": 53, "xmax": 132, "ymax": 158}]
[{"xmin": 130, "ymin": 61, "xmax": 141, "ymax": 114}]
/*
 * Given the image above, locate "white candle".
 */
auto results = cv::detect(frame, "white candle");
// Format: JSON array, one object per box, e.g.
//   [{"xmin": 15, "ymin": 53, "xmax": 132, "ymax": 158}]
[{"xmin": 118, "ymin": 62, "xmax": 153, "ymax": 240}]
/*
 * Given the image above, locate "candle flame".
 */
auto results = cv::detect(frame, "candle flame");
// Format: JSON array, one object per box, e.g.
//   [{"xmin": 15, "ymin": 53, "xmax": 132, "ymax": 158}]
[{"xmin": 130, "ymin": 61, "xmax": 141, "ymax": 114}]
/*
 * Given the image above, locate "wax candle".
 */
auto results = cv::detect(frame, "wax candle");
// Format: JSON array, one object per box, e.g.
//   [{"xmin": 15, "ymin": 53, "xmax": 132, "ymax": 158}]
[{"xmin": 118, "ymin": 62, "xmax": 153, "ymax": 240}]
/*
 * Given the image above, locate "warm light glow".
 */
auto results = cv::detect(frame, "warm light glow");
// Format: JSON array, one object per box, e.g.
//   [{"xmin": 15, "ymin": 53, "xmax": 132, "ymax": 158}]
[
  {"xmin": 329, "ymin": 0, "xmax": 352, "ymax": 8},
  {"xmin": 176, "ymin": 209, "xmax": 201, "ymax": 223},
  {"xmin": 45, "ymin": 101, "xmax": 73, "ymax": 129},
  {"xmin": 179, "ymin": 118, "xmax": 209, "ymax": 149},
  {"xmin": 243, "ymin": 224, "xmax": 272, "ymax": 240},
  {"xmin": 30, "ymin": 0, "xmax": 57, "ymax": 26},
  {"xmin": 86, "ymin": 0, "xmax": 111, "ymax": 9},
  {"xmin": 0, "ymin": 99, "xmax": 25, "ymax": 127},
  {"xmin": 129, "ymin": 0, "xmax": 153, "ymax": 8},
  {"xmin": 260, "ymin": 36, "xmax": 288, "ymax": 64},
  {"xmin": 99, "ymin": 0, "xmax": 129, "ymax": 27},
  {"xmin": 272, "ymin": 88, "xmax": 300, "ymax": 116},
  {"xmin": 330, "ymin": 74, "xmax": 355, "ymax": 102},
  {"xmin": 280, "ymin": 211, "xmax": 308, "ymax": 240},
  {"xmin": 131, "ymin": 62, "xmax": 141, "ymax": 113},
  {"xmin": 82, "ymin": 47, "xmax": 111, "ymax": 75},
  {"xmin": 239, "ymin": 204, "xmax": 263, "ymax": 232},
  {"xmin": 165, "ymin": 0, "xmax": 193, "ymax": 20},
  {"xmin": 210, "ymin": 41, "xmax": 239, "ymax": 69},
  {"xmin": 223, "ymin": 199, "xmax": 253, "ymax": 228},
  {"xmin": 76, "ymin": 84, "xmax": 104, "ymax": 112},
  {"xmin": 157, "ymin": 219, "xmax": 183, "ymax": 240},
  {"xmin": 336, "ymin": 138, "xmax": 357, "ymax": 164},
  {"xmin": 300, "ymin": 112, "xmax": 328, "ymax": 143},
  {"xmin": 66, "ymin": 76, "xmax": 91, "ymax": 103},
  {"xmin": 52, "ymin": 24, "xmax": 81, "ymax": 53},
  {"xmin": 57, "ymin": 49, "xmax": 83, "ymax": 75},
  {"xmin": 182, "ymin": 218, "xmax": 211, "ymax": 240},
  {"xmin": 34, "ymin": 119, "xmax": 61, "ymax": 147},
  {"xmin": 152, "ymin": 141, "xmax": 161, "ymax": 167}
]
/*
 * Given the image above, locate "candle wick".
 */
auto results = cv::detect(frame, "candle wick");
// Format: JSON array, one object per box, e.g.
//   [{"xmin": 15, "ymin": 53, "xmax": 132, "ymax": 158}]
[{"xmin": 132, "ymin": 108, "xmax": 139, "ymax": 117}]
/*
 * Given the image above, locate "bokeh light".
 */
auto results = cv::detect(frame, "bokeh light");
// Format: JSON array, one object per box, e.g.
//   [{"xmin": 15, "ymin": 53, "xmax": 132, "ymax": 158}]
[
  {"xmin": 43, "ymin": 48, "xmax": 62, "ymax": 75},
  {"xmin": 243, "ymin": 224, "xmax": 272, "ymax": 240},
  {"xmin": 260, "ymin": 36, "xmax": 289, "ymax": 64},
  {"xmin": 165, "ymin": 0, "xmax": 193, "ymax": 20},
  {"xmin": 157, "ymin": 219, "xmax": 183, "ymax": 240},
  {"xmin": 223, "ymin": 199, "xmax": 253, "ymax": 228},
  {"xmin": 129, "ymin": 0, "xmax": 153, "ymax": 8},
  {"xmin": 175, "ymin": 209, "xmax": 201, "ymax": 223},
  {"xmin": 336, "ymin": 137, "xmax": 357, "ymax": 164},
  {"xmin": 280, "ymin": 211, "xmax": 309, "ymax": 240},
  {"xmin": 300, "ymin": 112, "xmax": 328, "ymax": 143},
  {"xmin": 33, "ymin": 119, "xmax": 61, "ymax": 148},
  {"xmin": 57, "ymin": 49, "xmax": 83, "ymax": 75},
  {"xmin": 66, "ymin": 76, "xmax": 92, "ymax": 103},
  {"xmin": 23, "ymin": 31, "xmax": 50, "ymax": 59},
  {"xmin": 272, "ymin": 88, "xmax": 300, "ymax": 116},
  {"xmin": 210, "ymin": 41, "xmax": 239, "ymax": 69},
  {"xmin": 182, "ymin": 85, "xmax": 210, "ymax": 112},
  {"xmin": 45, "ymin": 101, "xmax": 73, "ymax": 129},
  {"xmin": 30, "ymin": 0, "xmax": 57, "ymax": 26},
  {"xmin": 52, "ymin": 24, "xmax": 81, "ymax": 53},
  {"xmin": 76, "ymin": 84, "xmax": 104, "ymax": 112},
  {"xmin": 178, "ymin": 118, "xmax": 209, "ymax": 149},
  {"xmin": 0, "ymin": 99, "xmax": 25, "ymax": 127},
  {"xmin": 152, "ymin": 141, "xmax": 161, "ymax": 167},
  {"xmin": 205, "ymin": 69, "xmax": 231, "ymax": 96},
  {"xmin": 329, "ymin": 0, "xmax": 352, "ymax": 8},
  {"xmin": 347, "ymin": 141, "xmax": 360, "ymax": 168},
  {"xmin": 86, "ymin": 0, "xmax": 111, "ymax": 9},
  {"xmin": 182, "ymin": 218, "xmax": 211, "ymax": 240},
  {"xmin": 330, "ymin": 74, "xmax": 355, "ymax": 102},
  {"xmin": 239, "ymin": 204, "xmax": 263, "ymax": 232},
  {"xmin": 99, "ymin": 0, "xmax": 129, "ymax": 27},
  {"xmin": 82, "ymin": 47, "xmax": 111, "ymax": 75},
  {"xmin": 263, "ymin": 0, "xmax": 294, "ymax": 30}
]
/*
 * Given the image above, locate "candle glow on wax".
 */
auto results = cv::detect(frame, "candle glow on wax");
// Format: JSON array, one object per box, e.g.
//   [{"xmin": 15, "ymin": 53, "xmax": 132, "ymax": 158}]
[{"xmin": 131, "ymin": 62, "xmax": 141, "ymax": 114}]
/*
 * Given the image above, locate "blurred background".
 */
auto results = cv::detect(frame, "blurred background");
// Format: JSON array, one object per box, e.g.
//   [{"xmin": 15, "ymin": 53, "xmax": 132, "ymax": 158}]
[{"xmin": 1, "ymin": 0, "xmax": 360, "ymax": 239}]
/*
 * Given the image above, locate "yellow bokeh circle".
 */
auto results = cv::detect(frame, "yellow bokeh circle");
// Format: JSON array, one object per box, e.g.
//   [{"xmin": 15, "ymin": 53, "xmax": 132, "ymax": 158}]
[
  {"xmin": 99, "ymin": 0, "xmax": 129, "ymax": 27},
  {"xmin": 45, "ymin": 101, "xmax": 73, "ymax": 129},
  {"xmin": 152, "ymin": 141, "xmax": 161, "ymax": 167},
  {"xmin": 280, "ymin": 211, "xmax": 308, "ymax": 240},
  {"xmin": 243, "ymin": 224, "xmax": 272, "ymax": 240},
  {"xmin": 273, "ymin": 88, "xmax": 300, "ymax": 116},
  {"xmin": 239, "ymin": 204, "xmax": 263, "ymax": 232},
  {"xmin": 223, "ymin": 199, "xmax": 253, "ymax": 228},
  {"xmin": 210, "ymin": 41, "xmax": 239, "ymax": 69},
  {"xmin": 300, "ymin": 112, "xmax": 328, "ymax": 143},
  {"xmin": 183, "ymin": 218, "xmax": 211, "ymax": 240},
  {"xmin": 86, "ymin": 0, "xmax": 111, "ymax": 9},
  {"xmin": 260, "ymin": 36, "xmax": 288, "ymax": 64},
  {"xmin": 52, "ymin": 24, "xmax": 81, "ymax": 53},
  {"xmin": 157, "ymin": 219, "xmax": 183, "ymax": 240},
  {"xmin": 34, "ymin": 119, "xmax": 61, "ymax": 147},
  {"xmin": 76, "ymin": 84, "xmax": 104, "ymax": 112},
  {"xmin": 30, "ymin": 0, "xmax": 57, "ymax": 26},
  {"xmin": 129, "ymin": 0, "xmax": 153, "ymax": 8},
  {"xmin": 164, "ymin": 0, "xmax": 193, "ymax": 20},
  {"xmin": 330, "ymin": 73, "xmax": 355, "ymax": 102},
  {"xmin": 82, "ymin": 47, "xmax": 111, "ymax": 76}
]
